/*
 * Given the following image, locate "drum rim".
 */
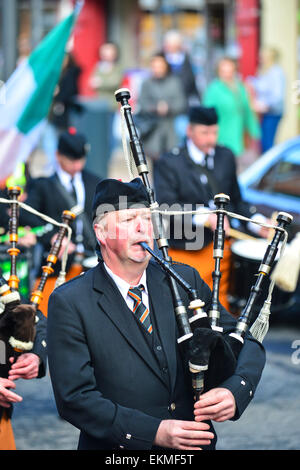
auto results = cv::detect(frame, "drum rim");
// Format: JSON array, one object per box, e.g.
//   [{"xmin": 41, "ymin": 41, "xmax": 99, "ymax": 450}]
[{"xmin": 231, "ymin": 239, "xmax": 281, "ymax": 261}]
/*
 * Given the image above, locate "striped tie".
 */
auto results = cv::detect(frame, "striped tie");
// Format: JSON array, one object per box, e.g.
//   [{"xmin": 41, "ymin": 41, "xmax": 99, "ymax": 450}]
[{"xmin": 128, "ymin": 285, "xmax": 153, "ymax": 334}]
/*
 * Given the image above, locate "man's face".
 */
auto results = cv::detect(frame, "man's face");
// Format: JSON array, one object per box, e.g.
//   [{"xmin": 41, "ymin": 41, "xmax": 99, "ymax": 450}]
[
  {"xmin": 150, "ymin": 56, "xmax": 169, "ymax": 79},
  {"xmin": 56, "ymin": 152, "xmax": 86, "ymax": 177},
  {"xmin": 94, "ymin": 207, "xmax": 154, "ymax": 267},
  {"xmin": 187, "ymin": 123, "xmax": 218, "ymax": 154}
]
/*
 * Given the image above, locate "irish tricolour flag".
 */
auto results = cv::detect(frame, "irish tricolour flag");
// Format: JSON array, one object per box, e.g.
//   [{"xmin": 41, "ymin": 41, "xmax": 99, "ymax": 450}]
[{"xmin": 0, "ymin": 6, "xmax": 80, "ymax": 181}]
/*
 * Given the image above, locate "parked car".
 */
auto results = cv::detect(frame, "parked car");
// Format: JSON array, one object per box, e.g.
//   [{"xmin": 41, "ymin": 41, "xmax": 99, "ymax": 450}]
[{"xmin": 239, "ymin": 137, "xmax": 300, "ymax": 238}]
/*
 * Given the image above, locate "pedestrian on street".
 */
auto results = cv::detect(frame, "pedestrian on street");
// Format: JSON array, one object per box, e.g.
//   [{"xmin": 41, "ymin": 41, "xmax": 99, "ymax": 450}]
[
  {"xmin": 203, "ymin": 57, "xmax": 260, "ymax": 159},
  {"xmin": 247, "ymin": 46, "xmax": 286, "ymax": 153},
  {"xmin": 136, "ymin": 52, "xmax": 186, "ymax": 163}
]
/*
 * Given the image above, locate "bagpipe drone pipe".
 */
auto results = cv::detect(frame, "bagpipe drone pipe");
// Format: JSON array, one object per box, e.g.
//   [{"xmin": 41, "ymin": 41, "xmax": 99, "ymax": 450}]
[
  {"xmin": 0, "ymin": 186, "xmax": 76, "ymax": 378},
  {"xmin": 114, "ymin": 88, "xmax": 293, "ymax": 401}
]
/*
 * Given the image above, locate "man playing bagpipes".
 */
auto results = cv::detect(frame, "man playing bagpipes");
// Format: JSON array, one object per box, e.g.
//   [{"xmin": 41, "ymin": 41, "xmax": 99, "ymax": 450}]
[
  {"xmin": 154, "ymin": 106, "xmax": 271, "ymax": 312},
  {"xmin": 47, "ymin": 178, "xmax": 265, "ymax": 450}
]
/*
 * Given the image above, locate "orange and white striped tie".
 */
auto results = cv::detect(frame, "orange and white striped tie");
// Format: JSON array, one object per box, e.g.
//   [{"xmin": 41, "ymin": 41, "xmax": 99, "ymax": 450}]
[{"xmin": 128, "ymin": 285, "xmax": 153, "ymax": 334}]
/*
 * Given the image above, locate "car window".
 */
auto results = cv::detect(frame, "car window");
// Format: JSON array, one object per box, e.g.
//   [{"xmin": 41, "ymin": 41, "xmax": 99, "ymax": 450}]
[{"xmin": 252, "ymin": 155, "xmax": 300, "ymax": 198}]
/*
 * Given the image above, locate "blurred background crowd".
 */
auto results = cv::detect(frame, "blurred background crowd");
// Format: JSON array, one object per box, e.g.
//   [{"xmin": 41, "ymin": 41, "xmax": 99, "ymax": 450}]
[
  {"xmin": 0, "ymin": 0, "xmax": 299, "ymax": 179},
  {"xmin": 0, "ymin": 0, "xmax": 299, "ymax": 310}
]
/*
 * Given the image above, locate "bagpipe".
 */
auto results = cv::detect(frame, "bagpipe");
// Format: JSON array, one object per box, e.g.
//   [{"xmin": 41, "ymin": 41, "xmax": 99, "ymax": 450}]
[
  {"xmin": 114, "ymin": 88, "xmax": 293, "ymax": 401},
  {"xmin": 0, "ymin": 186, "xmax": 76, "ymax": 378}
]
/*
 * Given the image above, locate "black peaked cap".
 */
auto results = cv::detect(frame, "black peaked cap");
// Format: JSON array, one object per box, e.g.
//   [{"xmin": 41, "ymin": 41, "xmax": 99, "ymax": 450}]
[
  {"xmin": 92, "ymin": 178, "xmax": 150, "ymax": 219},
  {"xmin": 58, "ymin": 127, "xmax": 90, "ymax": 159},
  {"xmin": 188, "ymin": 106, "xmax": 218, "ymax": 125}
]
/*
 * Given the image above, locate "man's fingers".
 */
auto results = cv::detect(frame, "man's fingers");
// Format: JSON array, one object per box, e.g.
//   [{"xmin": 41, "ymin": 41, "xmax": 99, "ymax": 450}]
[
  {"xmin": 194, "ymin": 402, "xmax": 223, "ymax": 416},
  {"xmin": 181, "ymin": 420, "xmax": 211, "ymax": 431},
  {"xmin": 194, "ymin": 403, "xmax": 234, "ymax": 422},
  {"xmin": 181, "ymin": 428, "xmax": 214, "ymax": 439},
  {"xmin": 10, "ymin": 356, "xmax": 31, "ymax": 369},
  {"xmin": 180, "ymin": 437, "xmax": 213, "ymax": 447},
  {"xmin": 195, "ymin": 393, "xmax": 223, "ymax": 408},
  {"xmin": 214, "ymin": 413, "xmax": 230, "ymax": 422},
  {"xmin": 0, "ymin": 378, "xmax": 16, "ymax": 389},
  {"xmin": 0, "ymin": 400, "xmax": 11, "ymax": 408},
  {"xmin": 180, "ymin": 431, "xmax": 214, "ymax": 443},
  {"xmin": 0, "ymin": 388, "xmax": 22, "ymax": 403}
]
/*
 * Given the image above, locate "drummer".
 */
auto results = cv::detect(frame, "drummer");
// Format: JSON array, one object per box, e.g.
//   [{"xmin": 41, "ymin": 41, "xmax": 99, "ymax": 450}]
[
  {"xmin": 19, "ymin": 128, "xmax": 102, "ymax": 315},
  {"xmin": 154, "ymin": 105, "xmax": 270, "ymax": 312}
]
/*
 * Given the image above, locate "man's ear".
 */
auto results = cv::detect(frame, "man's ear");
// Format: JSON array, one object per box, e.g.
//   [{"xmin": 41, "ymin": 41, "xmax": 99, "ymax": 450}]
[
  {"xmin": 186, "ymin": 123, "xmax": 192, "ymax": 139},
  {"xmin": 94, "ymin": 224, "xmax": 107, "ymax": 246}
]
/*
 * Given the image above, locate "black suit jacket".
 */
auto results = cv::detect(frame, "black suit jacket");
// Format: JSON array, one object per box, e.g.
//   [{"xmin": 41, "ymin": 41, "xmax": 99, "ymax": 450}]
[
  {"xmin": 154, "ymin": 143, "xmax": 256, "ymax": 249},
  {"xmin": 47, "ymin": 260, "xmax": 265, "ymax": 450},
  {"xmin": 20, "ymin": 169, "xmax": 101, "ymax": 257}
]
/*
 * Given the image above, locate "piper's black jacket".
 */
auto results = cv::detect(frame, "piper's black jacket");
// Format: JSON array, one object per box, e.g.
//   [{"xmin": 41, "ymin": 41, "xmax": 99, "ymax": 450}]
[
  {"xmin": 154, "ymin": 143, "xmax": 256, "ymax": 250},
  {"xmin": 47, "ymin": 260, "xmax": 265, "ymax": 450}
]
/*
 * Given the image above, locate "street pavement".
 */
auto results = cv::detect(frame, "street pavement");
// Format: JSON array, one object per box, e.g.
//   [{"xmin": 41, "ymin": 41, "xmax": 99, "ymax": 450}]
[
  {"xmin": 10, "ymin": 320, "xmax": 300, "ymax": 451},
  {"xmin": 214, "ymin": 323, "xmax": 300, "ymax": 450}
]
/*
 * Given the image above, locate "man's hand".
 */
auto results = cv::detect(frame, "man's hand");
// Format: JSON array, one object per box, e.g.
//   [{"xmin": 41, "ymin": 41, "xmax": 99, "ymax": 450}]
[
  {"xmin": 207, "ymin": 213, "xmax": 231, "ymax": 235},
  {"xmin": 194, "ymin": 387, "xmax": 236, "ymax": 423},
  {"xmin": 157, "ymin": 100, "xmax": 169, "ymax": 116},
  {"xmin": 8, "ymin": 353, "xmax": 40, "ymax": 381},
  {"xmin": 258, "ymin": 218, "xmax": 275, "ymax": 239},
  {"xmin": 0, "ymin": 378, "xmax": 22, "ymax": 408},
  {"xmin": 18, "ymin": 227, "xmax": 37, "ymax": 248},
  {"xmin": 153, "ymin": 419, "xmax": 214, "ymax": 450},
  {"xmin": 50, "ymin": 234, "xmax": 76, "ymax": 259}
]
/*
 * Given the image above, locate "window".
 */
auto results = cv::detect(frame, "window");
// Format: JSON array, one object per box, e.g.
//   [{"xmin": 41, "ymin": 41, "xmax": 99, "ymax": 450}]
[{"xmin": 253, "ymin": 152, "xmax": 300, "ymax": 198}]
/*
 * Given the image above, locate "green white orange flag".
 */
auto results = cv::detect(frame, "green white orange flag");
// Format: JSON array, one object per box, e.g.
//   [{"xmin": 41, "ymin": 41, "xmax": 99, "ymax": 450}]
[{"xmin": 0, "ymin": 4, "xmax": 82, "ymax": 182}]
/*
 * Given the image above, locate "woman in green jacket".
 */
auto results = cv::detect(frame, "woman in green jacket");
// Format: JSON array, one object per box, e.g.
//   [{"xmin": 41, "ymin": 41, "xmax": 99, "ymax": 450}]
[{"xmin": 203, "ymin": 57, "xmax": 260, "ymax": 158}]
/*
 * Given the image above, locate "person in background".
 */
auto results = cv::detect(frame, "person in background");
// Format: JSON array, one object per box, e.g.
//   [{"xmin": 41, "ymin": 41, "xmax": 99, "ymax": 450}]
[
  {"xmin": 247, "ymin": 46, "xmax": 286, "ymax": 153},
  {"xmin": 43, "ymin": 52, "xmax": 82, "ymax": 175},
  {"xmin": 136, "ymin": 52, "xmax": 186, "ymax": 163},
  {"xmin": 89, "ymin": 42, "xmax": 123, "ymax": 157},
  {"xmin": 154, "ymin": 106, "xmax": 269, "ymax": 312},
  {"xmin": 163, "ymin": 30, "xmax": 200, "ymax": 107},
  {"xmin": 203, "ymin": 57, "xmax": 261, "ymax": 162},
  {"xmin": 90, "ymin": 42, "xmax": 123, "ymax": 109},
  {"xmin": 19, "ymin": 128, "xmax": 101, "ymax": 316},
  {"xmin": 163, "ymin": 30, "xmax": 200, "ymax": 142}
]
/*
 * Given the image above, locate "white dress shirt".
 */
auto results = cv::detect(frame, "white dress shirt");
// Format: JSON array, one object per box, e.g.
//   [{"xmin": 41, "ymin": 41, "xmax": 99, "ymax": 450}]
[
  {"xmin": 186, "ymin": 138, "xmax": 214, "ymax": 225},
  {"xmin": 56, "ymin": 166, "xmax": 85, "ymax": 209},
  {"xmin": 56, "ymin": 166, "xmax": 85, "ymax": 252},
  {"xmin": 103, "ymin": 263, "xmax": 150, "ymax": 312}
]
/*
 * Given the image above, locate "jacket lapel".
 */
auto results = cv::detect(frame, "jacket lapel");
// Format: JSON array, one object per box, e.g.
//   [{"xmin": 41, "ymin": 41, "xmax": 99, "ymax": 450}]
[
  {"xmin": 146, "ymin": 262, "xmax": 178, "ymax": 394},
  {"xmin": 92, "ymin": 263, "xmax": 167, "ymax": 386}
]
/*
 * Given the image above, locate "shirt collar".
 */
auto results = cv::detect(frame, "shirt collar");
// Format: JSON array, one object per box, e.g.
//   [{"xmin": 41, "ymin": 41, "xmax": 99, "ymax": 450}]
[
  {"xmin": 186, "ymin": 138, "xmax": 215, "ymax": 168},
  {"xmin": 103, "ymin": 262, "xmax": 148, "ymax": 298},
  {"xmin": 56, "ymin": 165, "xmax": 82, "ymax": 187}
]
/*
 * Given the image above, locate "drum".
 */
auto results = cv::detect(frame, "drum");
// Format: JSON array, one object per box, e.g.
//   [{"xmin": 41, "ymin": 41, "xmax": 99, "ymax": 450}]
[
  {"xmin": 228, "ymin": 239, "xmax": 294, "ymax": 315},
  {"xmin": 0, "ymin": 245, "xmax": 31, "ymax": 298}
]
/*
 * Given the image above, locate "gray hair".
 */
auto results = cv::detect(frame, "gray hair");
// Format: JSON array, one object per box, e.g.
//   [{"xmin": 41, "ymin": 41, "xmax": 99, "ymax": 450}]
[{"xmin": 93, "ymin": 212, "xmax": 108, "ymax": 229}]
